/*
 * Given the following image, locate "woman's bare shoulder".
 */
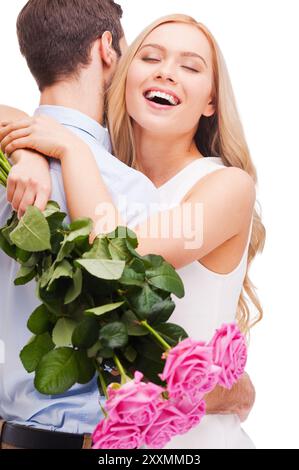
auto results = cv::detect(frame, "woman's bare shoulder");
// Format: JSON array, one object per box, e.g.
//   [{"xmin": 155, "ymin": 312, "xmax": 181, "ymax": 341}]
[
  {"xmin": 184, "ymin": 165, "xmax": 256, "ymax": 238},
  {"xmin": 187, "ymin": 165, "xmax": 256, "ymax": 207}
]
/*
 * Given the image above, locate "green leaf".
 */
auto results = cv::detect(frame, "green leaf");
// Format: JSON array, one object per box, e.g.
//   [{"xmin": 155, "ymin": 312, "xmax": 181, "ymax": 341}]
[
  {"xmin": 47, "ymin": 259, "xmax": 73, "ymax": 289},
  {"xmin": 75, "ymin": 350, "xmax": 95, "ymax": 384},
  {"xmin": 66, "ymin": 218, "xmax": 93, "ymax": 242},
  {"xmin": 106, "ymin": 226, "xmax": 138, "ymax": 249},
  {"xmin": 87, "ymin": 340, "xmax": 102, "ymax": 358},
  {"xmin": 128, "ymin": 258, "xmax": 145, "ymax": 274},
  {"xmin": 153, "ymin": 322, "xmax": 189, "ymax": 346},
  {"xmin": 76, "ymin": 259, "xmax": 125, "ymax": 280},
  {"xmin": 64, "ymin": 267, "xmax": 82, "ymax": 304},
  {"xmin": 129, "ymin": 284, "xmax": 163, "ymax": 320},
  {"xmin": 42, "ymin": 201, "xmax": 61, "ymax": 218},
  {"xmin": 52, "ymin": 318, "xmax": 78, "ymax": 347},
  {"xmin": 47, "ymin": 212, "xmax": 66, "ymax": 253},
  {"xmin": 119, "ymin": 267, "xmax": 145, "ymax": 287},
  {"xmin": 142, "ymin": 254, "xmax": 164, "ymax": 269},
  {"xmin": 72, "ymin": 317, "xmax": 99, "ymax": 348},
  {"xmin": 55, "ymin": 240, "xmax": 75, "ymax": 263},
  {"xmin": 122, "ymin": 344, "xmax": 137, "ymax": 363},
  {"xmin": 27, "ymin": 304, "xmax": 52, "ymax": 335},
  {"xmin": 0, "ymin": 230, "xmax": 16, "ymax": 259},
  {"xmin": 20, "ymin": 332, "xmax": 55, "ymax": 373},
  {"xmin": 134, "ymin": 336, "xmax": 165, "ymax": 385},
  {"xmin": 146, "ymin": 263, "xmax": 185, "ymax": 298},
  {"xmin": 1, "ymin": 212, "xmax": 18, "ymax": 245},
  {"xmin": 149, "ymin": 298, "xmax": 175, "ymax": 324},
  {"xmin": 107, "ymin": 237, "xmax": 131, "ymax": 262},
  {"xmin": 34, "ymin": 347, "xmax": 79, "ymax": 395},
  {"xmin": 10, "ymin": 206, "xmax": 51, "ymax": 252},
  {"xmin": 99, "ymin": 321, "xmax": 128, "ymax": 349},
  {"xmin": 15, "ymin": 247, "xmax": 32, "ymax": 263},
  {"xmin": 83, "ymin": 237, "xmax": 111, "ymax": 260},
  {"xmin": 85, "ymin": 301, "xmax": 124, "ymax": 317},
  {"xmin": 14, "ymin": 265, "xmax": 36, "ymax": 286},
  {"xmin": 37, "ymin": 282, "xmax": 64, "ymax": 316},
  {"xmin": 97, "ymin": 345, "xmax": 114, "ymax": 358},
  {"xmin": 122, "ymin": 310, "xmax": 148, "ymax": 336}
]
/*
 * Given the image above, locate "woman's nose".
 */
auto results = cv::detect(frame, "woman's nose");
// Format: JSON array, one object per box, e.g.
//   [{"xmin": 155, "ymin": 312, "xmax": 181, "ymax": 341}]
[{"xmin": 154, "ymin": 65, "xmax": 177, "ymax": 84}]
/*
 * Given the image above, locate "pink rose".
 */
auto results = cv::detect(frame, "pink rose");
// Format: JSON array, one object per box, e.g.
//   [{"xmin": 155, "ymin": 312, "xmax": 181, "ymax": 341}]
[
  {"xmin": 170, "ymin": 396, "xmax": 206, "ymax": 434},
  {"xmin": 208, "ymin": 323, "xmax": 247, "ymax": 389},
  {"xmin": 142, "ymin": 398, "xmax": 206, "ymax": 448},
  {"xmin": 92, "ymin": 418, "xmax": 143, "ymax": 449},
  {"xmin": 159, "ymin": 338, "xmax": 221, "ymax": 401},
  {"xmin": 105, "ymin": 371, "xmax": 165, "ymax": 426},
  {"xmin": 141, "ymin": 402, "xmax": 185, "ymax": 448}
]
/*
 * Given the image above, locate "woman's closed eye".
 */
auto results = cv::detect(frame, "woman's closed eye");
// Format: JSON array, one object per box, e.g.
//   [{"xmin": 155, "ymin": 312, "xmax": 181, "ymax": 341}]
[
  {"xmin": 181, "ymin": 64, "xmax": 201, "ymax": 73},
  {"xmin": 142, "ymin": 57, "xmax": 161, "ymax": 63}
]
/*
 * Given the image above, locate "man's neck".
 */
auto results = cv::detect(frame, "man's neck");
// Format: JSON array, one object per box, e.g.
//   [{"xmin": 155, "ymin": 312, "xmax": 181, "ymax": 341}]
[{"xmin": 40, "ymin": 77, "xmax": 104, "ymax": 125}]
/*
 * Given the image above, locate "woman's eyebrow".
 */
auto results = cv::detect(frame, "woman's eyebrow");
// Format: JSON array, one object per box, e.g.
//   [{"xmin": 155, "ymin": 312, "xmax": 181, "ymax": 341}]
[{"xmin": 139, "ymin": 43, "xmax": 207, "ymax": 68}]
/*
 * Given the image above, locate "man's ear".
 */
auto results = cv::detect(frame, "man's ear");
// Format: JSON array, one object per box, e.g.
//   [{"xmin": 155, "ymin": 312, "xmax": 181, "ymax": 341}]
[{"xmin": 100, "ymin": 31, "xmax": 117, "ymax": 68}]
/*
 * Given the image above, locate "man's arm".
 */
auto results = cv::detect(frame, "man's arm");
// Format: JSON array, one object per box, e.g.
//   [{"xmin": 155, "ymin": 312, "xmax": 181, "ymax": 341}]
[
  {"xmin": 0, "ymin": 105, "xmax": 51, "ymax": 216},
  {"xmin": 205, "ymin": 372, "xmax": 256, "ymax": 422}
]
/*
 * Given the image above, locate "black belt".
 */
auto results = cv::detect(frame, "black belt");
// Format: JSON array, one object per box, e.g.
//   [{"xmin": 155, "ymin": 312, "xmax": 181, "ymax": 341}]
[{"xmin": 0, "ymin": 421, "xmax": 91, "ymax": 449}]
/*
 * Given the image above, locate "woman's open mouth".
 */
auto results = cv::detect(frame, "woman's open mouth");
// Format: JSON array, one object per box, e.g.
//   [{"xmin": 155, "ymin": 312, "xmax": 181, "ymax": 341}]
[{"xmin": 143, "ymin": 89, "xmax": 181, "ymax": 109}]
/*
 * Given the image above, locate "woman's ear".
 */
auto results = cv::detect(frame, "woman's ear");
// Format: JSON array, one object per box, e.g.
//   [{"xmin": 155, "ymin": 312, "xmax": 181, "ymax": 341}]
[
  {"xmin": 203, "ymin": 98, "xmax": 216, "ymax": 118},
  {"xmin": 100, "ymin": 31, "xmax": 117, "ymax": 68}
]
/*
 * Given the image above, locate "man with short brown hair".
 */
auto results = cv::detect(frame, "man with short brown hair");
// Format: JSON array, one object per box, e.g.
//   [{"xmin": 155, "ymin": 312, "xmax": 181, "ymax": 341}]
[{"xmin": 0, "ymin": 0, "xmax": 255, "ymax": 449}]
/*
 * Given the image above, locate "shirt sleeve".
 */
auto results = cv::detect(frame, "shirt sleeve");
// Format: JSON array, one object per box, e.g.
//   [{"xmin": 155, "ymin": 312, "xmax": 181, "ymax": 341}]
[
  {"xmin": 49, "ymin": 162, "xmax": 71, "ymax": 224},
  {"xmin": 0, "ymin": 186, "xmax": 13, "ymax": 226}
]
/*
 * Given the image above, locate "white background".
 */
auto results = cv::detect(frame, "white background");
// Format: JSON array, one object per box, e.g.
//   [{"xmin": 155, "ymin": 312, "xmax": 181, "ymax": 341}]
[{"xmin": 0, "ymin": 0, "xmax": 298, "ymax": 449}]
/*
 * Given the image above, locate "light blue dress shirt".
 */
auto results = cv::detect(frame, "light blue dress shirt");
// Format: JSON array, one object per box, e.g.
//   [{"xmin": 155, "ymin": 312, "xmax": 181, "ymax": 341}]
[{"xmin": 0, "ymin": 105, "xmax": 159, "ymax": 434}]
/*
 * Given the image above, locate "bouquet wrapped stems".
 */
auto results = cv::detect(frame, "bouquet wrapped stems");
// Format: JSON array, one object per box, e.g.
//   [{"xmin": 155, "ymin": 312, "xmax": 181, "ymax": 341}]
[{"xmin": 0, "ymin": 149, "xmax": 11, "ymax": 187}]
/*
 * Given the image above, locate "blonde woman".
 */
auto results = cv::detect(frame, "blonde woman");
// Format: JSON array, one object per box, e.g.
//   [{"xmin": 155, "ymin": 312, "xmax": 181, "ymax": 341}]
[{"xmin": 0, "ymin": 15, "xmax": 265, "ymax": 448}]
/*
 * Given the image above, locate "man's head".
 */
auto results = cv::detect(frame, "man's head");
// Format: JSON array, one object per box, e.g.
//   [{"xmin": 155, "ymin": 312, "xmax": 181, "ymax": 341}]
[{"xmin": 17, "ymin": 0, "xmax": 125, "ymax": 91}]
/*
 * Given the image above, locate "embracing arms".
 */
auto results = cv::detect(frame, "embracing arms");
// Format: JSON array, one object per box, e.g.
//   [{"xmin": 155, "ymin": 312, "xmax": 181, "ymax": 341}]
[
  {"xmin": 0, "ymin": 106, "xmax": 51, "ymax": 218},
  {"xmin": 0, "ymin": 114, "xmax": 256, "ymax": 269},
  {"xmin": 0, "ymin": 110, "xmax": 256, "ymax": 421}
]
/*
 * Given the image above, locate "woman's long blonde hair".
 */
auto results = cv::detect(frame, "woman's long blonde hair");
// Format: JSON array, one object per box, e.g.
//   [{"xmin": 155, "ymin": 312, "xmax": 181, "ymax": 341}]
[{"xmin": 107, "ymin": 14, "xmax": 266, "ymax": 335}]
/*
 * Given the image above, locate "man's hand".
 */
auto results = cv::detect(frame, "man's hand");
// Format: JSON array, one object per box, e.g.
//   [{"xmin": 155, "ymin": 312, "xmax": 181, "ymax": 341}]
[
  {"xmin": 204, "ymin": 372, "xmax": 256, "ymax": 422},
  {"xmin": 7, "ymin": 149, "xmax": 51, "ymax": 219}
]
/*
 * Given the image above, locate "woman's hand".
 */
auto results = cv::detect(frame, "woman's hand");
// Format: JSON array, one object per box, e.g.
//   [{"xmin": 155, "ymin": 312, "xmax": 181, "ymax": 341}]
[
  {"xmin": 0, "ymin": 114, "xmax": 82, "ymax": 160},
  {"xmin": 7, "ymin": 149, "xmax": 52, "ymax": 219}
]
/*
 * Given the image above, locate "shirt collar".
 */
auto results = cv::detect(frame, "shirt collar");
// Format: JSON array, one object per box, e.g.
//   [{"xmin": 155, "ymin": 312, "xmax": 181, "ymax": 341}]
[{"xmin": 34, "ymin": 105, "xmax": 109, "ymax": 147}]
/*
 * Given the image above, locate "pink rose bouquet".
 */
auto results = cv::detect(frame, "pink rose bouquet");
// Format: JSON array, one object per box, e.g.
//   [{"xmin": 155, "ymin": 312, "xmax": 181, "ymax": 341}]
[{"xmin": 91, "ymin": 321, "xmax": 247, "ymax": 449}]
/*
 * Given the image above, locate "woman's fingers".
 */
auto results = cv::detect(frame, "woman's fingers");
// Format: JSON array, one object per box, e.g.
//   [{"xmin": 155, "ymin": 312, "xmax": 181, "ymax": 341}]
[
  {"xmin": 11, "ymin": 180, "xmax": 27, "ymax": 212},
  {"xmin": 0, "ymin": 118, "xmax": 33, "ymax": 142},
  {"xmin": 17, "ymin": 183, "xmax": 37, "ymax": 219},
  {"xmin": 1, "ymin": 128, "xmax": 32, "ymax": 153},
  {"xmin": 34, "ymin": 185, "xmax": 51, "ymax": 212},
  {"xmin": 3, "ymin": 137, "xmax": 34, "ymax": 156},
  {"xmin": 6, "ymin": 174, "xmax": 17, "ymax": 204}
]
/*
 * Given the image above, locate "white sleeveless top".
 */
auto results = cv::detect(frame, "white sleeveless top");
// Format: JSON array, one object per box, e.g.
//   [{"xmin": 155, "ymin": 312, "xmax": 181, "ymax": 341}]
[
  {"xmin": 155, "ymin": 156, "xmax": 255, "ymax": 449},
  {"xmin": 158, "ymin": 156, "xmax": 253, "ymax": 342}
]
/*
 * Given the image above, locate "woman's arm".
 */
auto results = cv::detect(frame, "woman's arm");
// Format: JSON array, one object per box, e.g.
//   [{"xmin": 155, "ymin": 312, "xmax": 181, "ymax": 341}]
[
  {"xmin": 0, "ymin": 106, "xmax": 51, "ymax": 217},
  {"xmin": 0, "ymin": 116, "xmax": 256, "ymax": 267},
  {"xmin": 0, "ymin": 116, "xmax": 257, "ymax": 419},
  {"xmin": 0, "ymin": 105, "xmax": 28, "ymax": 164}
]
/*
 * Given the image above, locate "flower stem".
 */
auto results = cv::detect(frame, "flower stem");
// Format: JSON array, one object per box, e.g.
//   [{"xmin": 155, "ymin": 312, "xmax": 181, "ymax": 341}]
[
  {"xmin": 140, "ymin": 320, "xmax": 171, "ymax": 351},
  {"xmin": 113, "ymin": 353, "xmax": 130, "ymax": 385}
]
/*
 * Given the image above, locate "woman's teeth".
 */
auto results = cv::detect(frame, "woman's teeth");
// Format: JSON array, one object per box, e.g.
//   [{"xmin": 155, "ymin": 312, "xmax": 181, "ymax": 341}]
[{"xmin": 145, "ymin": 90, "xmax": 179, "ymax": 106}]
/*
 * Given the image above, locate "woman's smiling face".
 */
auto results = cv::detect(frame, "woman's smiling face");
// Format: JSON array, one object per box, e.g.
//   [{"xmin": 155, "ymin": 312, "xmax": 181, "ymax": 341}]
[{"xmin": 126, "ymin": 22, "xmax": 216, "ymax": 137}]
